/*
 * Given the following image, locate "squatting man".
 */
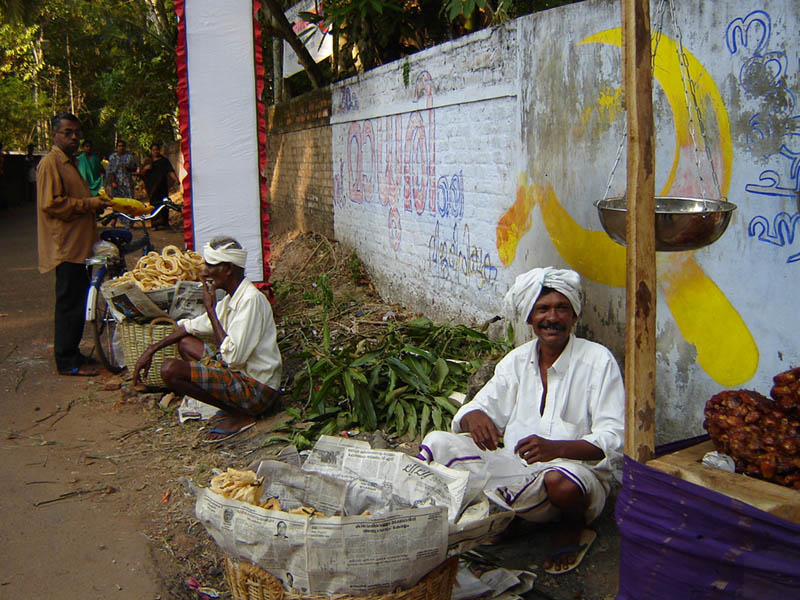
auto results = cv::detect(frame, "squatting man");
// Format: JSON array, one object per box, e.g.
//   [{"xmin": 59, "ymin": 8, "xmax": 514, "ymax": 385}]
[
  {"xmin": 133, "ymin": 237, "xmax": 282, "ymax": 443},
  {"xmin": 418, "ymin": 267, "xmax": 624, "ymax": 573}
]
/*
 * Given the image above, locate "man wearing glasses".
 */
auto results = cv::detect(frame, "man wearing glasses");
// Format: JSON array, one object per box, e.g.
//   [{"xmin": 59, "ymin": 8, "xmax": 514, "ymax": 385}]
[{"xmin": 36, "ymin": 113, "xmax": 110, "ymax": 376}]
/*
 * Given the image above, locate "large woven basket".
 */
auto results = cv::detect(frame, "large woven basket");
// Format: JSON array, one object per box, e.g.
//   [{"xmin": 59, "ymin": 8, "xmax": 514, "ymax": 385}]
[
  {"xmin": 118, "ymin": 317, "xmax": 177, "ymax": 388},
  {"xmin": 223, "ymin": 557, "xmax": 458, "ymax": 600}
]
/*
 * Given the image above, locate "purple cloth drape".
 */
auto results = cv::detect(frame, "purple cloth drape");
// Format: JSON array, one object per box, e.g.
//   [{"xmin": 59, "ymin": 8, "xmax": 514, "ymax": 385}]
[{"xmin": 616, "ymin": 455, "xmax": 800, "ymax": 599}]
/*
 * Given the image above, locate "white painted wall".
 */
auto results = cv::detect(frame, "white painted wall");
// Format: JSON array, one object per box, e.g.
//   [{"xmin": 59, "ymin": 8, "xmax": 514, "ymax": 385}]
[
  {"xmin": 332, "ymin": 26, "xmax": 521, "ymax": 322},
  {"xmin": 331, "ymin": 0, "xmax": 800, "ymax": 444}
]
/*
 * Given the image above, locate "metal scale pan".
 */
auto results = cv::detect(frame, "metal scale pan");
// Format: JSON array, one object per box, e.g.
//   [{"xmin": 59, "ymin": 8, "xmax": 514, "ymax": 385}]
[{"xmin": 595, "ymin": 196, "xmax": 737, "ymax": 252}]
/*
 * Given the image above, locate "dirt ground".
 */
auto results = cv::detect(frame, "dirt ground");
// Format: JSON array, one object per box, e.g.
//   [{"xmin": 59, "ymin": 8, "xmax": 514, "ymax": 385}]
[{"xmin": 0, "ymin": 201, "xmax": 620, "ymax": 599}]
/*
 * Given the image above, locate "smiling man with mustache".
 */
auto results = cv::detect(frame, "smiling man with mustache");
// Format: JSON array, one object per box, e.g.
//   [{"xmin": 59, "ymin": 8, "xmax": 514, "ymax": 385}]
[{"xmin": 418, "ymin": 267, "xmax": 624, "ymax": 575}]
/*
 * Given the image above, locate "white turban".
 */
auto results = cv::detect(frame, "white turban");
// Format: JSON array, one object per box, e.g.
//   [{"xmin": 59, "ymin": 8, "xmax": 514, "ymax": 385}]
[
  {"xmin": 203, "ymin": 241, "xmax": 247, "ymax": 268},
  {"xmin": 503, "ymin": 267, "xmax": 582, "ymax": 322}
]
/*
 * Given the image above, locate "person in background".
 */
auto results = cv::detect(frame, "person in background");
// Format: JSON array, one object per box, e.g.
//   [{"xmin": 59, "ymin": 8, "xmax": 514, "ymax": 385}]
[
  {"xmin": 36, "ymin": 113, "xmax": 110, "ymax": 376},
  {"xmin": 25, "ymin": 144, "xmax": 39, "ymax": 204},
  {"xmin": 133, "ymin": 236, "xmax": 282, "ymax": 443},
  {"xmin": 76, "ymin": 140, "xmax": 105, "ymax": 196},
  {"xmin": 106, "ymin": 139, "xmax": 137, "ymax": 198},
  {"xmin": 417, "ymin": 267, "xmax": 625, "ymax": 574},
  {"xmin": 139, "ymin": 142, "xmax": 179, "ymax": 229}
]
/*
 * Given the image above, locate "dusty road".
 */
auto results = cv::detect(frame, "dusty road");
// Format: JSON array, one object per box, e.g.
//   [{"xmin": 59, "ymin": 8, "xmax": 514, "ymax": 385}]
[{"xmin": 0, "ymin": 202, "xmax": 182, "ymax": 598}]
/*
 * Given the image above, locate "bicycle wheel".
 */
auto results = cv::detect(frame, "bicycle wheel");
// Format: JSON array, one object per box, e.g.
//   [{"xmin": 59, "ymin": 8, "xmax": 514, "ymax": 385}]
[{"xmin": 91, "ymin": 271, "xmax": 126, "ymax": 373}]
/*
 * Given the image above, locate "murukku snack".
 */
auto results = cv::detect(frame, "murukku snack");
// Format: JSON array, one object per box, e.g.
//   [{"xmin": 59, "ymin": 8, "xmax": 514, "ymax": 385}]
[{"xmin": 109, "ymin": 246, "xmax": 205, "ymax": 291}]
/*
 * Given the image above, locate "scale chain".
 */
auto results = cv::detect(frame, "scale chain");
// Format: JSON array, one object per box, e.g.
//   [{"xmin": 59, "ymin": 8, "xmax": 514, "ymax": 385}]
[
  {"xmin": 603, "ymin": 0, "xmax": 722, "ymax": 206},
  {"xmin": 667, "ymin": 0, "xmax": 722, "ymax": 204}
]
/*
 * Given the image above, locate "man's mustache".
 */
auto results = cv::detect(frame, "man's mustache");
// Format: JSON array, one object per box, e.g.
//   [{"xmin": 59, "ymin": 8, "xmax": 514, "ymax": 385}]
[{"xmin": 539, "ymin": 321, "xmax": 566, "ymax": 331}]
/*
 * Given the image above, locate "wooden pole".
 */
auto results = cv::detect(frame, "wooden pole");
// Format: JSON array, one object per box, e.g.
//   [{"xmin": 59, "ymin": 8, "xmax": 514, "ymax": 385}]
[{"xmin": 622, "ymin": 0, "xmax": 656, "ymax": 462}]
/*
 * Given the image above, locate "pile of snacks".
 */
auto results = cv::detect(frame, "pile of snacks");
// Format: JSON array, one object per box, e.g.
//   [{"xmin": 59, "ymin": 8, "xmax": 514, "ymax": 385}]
[
  {"xmin": 209, "ymin": 468, "xmax": 328, "ymax": 516},
  {"xmin": 704, "ymin": 367, "xmax": 800, "ymax": 489},
  {"xmin": 111, "ymin": 245, "xmax": 204, "ymax": 291}
]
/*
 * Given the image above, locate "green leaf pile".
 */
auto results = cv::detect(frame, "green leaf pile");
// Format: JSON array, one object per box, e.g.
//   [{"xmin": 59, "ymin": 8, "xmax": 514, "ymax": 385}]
[{"xmin": 282, "ymin": 316, "xmax": 511, "ymax": 449}]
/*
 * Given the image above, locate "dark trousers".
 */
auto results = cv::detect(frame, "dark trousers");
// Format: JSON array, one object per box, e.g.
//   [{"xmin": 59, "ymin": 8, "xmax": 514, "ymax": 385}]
[{"xmin": 54, "ymin": 262, "xmax": 90, "ymax": 372}]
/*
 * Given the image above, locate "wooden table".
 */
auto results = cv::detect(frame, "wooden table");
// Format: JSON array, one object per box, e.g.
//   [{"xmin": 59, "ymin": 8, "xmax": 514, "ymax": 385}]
[{"xmin": 647, "ymin": 440, "xmax": 800, "ymax": 525}]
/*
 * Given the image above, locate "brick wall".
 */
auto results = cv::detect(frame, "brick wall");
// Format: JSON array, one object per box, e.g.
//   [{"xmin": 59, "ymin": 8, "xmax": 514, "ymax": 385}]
[{"xmin": 265, "ymin": 88, "xmax": 334, "ymax": 238}]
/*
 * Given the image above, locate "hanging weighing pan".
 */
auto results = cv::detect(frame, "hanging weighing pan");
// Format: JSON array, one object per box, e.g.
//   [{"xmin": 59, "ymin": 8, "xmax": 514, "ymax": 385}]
[{"xmin": 595, "ymin": 196, "xmax": 737, "ymax": 252}]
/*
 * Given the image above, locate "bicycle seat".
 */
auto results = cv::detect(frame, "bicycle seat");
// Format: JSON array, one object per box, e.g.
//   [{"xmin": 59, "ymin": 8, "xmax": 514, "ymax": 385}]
[{"xmin": 100, "ymin": 228, "xmax": 134, "ymax": 248}]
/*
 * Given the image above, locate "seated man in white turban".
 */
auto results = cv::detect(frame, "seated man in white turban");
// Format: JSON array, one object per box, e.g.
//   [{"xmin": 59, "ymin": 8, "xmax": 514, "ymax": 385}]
[
  {"xmin": 418, "ymin": 267, "xmax": 624, "ymax": 574},
  {"xmin": 133, "ymin": 236, "xmax": 282, "ymax": 443}
]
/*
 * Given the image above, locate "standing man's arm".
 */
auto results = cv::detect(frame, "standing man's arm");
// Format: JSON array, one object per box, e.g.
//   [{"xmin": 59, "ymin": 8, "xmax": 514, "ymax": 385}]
[{"xmin": 38, "ymin": 159, "xmax": 105, "ymax": 220}]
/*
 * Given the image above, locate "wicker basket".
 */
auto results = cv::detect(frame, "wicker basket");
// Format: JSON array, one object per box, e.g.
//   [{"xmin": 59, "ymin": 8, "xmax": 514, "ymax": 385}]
[
  {"xmin": 223, "ymin": 557, "xmax": 458, "ymax": 600},
  {"xmin": 118, "ymin": 317, "xmax": 177, "ymax": 388}
]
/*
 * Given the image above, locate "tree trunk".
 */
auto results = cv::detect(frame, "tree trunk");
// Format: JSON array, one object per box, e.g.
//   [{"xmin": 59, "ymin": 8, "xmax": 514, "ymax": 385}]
[
  {"xmin": 260, "ymin": 0, "xmax": 324, "ymax": 89},
  {"xmin": 272, "ymin": 25, "xmax": 285, "ymax": 104}
]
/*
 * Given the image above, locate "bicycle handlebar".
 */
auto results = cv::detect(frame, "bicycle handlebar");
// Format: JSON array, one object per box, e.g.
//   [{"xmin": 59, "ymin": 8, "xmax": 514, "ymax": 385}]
[{"xmin": 100, "ymin": 199, "xmax": 182, "ymax": 225}]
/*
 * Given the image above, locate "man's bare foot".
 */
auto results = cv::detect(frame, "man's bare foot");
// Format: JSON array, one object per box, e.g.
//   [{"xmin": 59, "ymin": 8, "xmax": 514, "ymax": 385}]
[
  {"xmin": 542, "ymin": 528, "xmax": 596, "ymax": 574},
  {"xmin": 200, "ymin": 414, "xmax": 255, "ymax": 444}
]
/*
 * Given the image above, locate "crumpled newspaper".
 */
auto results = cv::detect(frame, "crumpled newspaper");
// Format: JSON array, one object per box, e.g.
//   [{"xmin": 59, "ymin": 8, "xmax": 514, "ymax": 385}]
[
  {"xmin": 702, "ymin": 451, "xmax": 736, "ymax": 473},
  {"xmin": 178, "ymin": 395, "xmax": 219, "ymax": 423}
]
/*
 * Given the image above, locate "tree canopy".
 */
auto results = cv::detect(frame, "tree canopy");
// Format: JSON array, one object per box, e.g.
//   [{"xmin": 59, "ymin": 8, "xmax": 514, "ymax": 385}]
[
  {"xmin": 0, "ymin": 0, "xmax": 179, "ymax": 156},
  {"xmin": 1, "ymin": 0, "xmax": 579, "ymax": 153}
]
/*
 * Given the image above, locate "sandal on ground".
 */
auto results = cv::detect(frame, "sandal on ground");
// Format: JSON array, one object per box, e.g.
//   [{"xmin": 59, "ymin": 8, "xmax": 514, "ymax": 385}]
[
  {"xmin": 59, "ymin": 364, "xmax": 99, "ymax": 377},
  {"xmin": 543, "ymin": 529, "xmax": 596, "ymax": 575},
  {"xmin": 199, "ymin": 420, "xmax": 255, "ymax": 445}
]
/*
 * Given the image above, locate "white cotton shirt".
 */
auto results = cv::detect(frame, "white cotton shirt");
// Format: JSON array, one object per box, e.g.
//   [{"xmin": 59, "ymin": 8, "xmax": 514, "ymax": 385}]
[
  {"xmin": 177, "ymin": 278, "xmax": 282, "ymax": 390},
  {"xmin": 452, "ymin": 335, "xmax": 625, "ymax": 481}
]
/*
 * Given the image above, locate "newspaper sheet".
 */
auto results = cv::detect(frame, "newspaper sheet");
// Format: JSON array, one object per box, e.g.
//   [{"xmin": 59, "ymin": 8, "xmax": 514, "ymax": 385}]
[
  {"xmin": 453, "ymin": 565, "xmax": 537, "ymax": 600},
  {"xmin": 255, "ymin": 460, "xmax": 349, "ymax": 516},
  {"xmin": 194, "ymin": 487, "xmax": 311, "ymax": 591},
  {"xmin": 302, "ymin": 435, "xmax": 471, "ymax": 523},
  {"xmin": 100, "ymin": 279, "xmax": 166, "ymax": 321},
  {"xmin": 145, "ymin": 286, "xmax": 175, "ymax": 312},
  {"xmin": 169, "ymin": 281, "xmax": 206, "ymax": 319},
  {"xmin": 194, "ymin": 485, "xmax": 447, "ymax": 595},
  {"xmin": 447, "ymin": 496, "xmax": 516, "ymax": 557}
]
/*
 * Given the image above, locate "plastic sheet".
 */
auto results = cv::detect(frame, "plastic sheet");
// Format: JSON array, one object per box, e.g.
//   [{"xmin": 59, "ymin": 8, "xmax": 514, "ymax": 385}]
[{"xmin": 616, "ymin": 455, "xmax": 800, "ymax": 599}]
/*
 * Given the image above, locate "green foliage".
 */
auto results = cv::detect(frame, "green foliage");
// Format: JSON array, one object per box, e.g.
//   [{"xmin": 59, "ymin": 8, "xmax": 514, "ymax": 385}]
[
  {"xmin": 302, "ymin": 274, "xmax": 336, "ymax": 311},
  {"xmin": 283, "ymin": 316, "xmax": 513, "ymax": 449},
  {"xmin": 346, "ymin": 251, "xmax": 365, "ymax": 284},
  {"xmin": 0, "ymin": 0, "xmax": 178, "ymax": 153},
  {"xmin": 299, "ymin": 0, "xmax": 452, "ymax": 77}
]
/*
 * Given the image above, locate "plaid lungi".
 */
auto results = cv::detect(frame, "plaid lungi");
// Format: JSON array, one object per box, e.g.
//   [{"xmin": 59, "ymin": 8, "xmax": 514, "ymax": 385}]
[{"xmin": 188, "ymin": 347, "xmax": 276, "ymax": 416}]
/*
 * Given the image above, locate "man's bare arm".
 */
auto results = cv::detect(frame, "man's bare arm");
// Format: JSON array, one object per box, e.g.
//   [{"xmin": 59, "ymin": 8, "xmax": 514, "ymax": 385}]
[
  {"xmin": 514, "ymin": 435, "xmax": 604, "ymax": 464},
  {"xmin": 460, "ymin": 410, "xmax": 502, "ymax": 451}
]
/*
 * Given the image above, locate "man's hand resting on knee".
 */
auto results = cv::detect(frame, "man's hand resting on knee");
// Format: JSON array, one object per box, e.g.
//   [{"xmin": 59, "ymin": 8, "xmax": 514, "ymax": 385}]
[{"xmin": 460, "ymin": 410, "xmax": 502, "ymax": 451}]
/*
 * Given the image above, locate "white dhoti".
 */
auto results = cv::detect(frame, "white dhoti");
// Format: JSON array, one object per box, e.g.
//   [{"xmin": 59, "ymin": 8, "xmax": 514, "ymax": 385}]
[{"xmin": 418, "ymin": 431, "xmax": 609, "ymax": 523}]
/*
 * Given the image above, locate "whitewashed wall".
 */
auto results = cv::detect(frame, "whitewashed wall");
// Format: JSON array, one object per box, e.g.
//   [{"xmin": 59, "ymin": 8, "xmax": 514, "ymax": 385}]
[
  {"xmin": 331, "ymin": 26, "xmax": 520, "ymax": 321},
  {"xmin": 330, "ymin": 0, "xmax": 800, "ymax": 443}
]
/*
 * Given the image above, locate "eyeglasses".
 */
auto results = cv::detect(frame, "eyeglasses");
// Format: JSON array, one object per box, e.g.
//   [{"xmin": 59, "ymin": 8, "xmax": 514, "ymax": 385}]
[{"xmin": 55, "ymin": 129, "xmax": 82, "ymax": 138}]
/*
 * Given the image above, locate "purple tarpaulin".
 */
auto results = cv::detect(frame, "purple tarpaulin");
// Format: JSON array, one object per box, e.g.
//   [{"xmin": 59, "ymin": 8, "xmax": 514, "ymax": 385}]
[{"xmin": 616, "ymin": 455, "xmax": 800, "ymax": 599}]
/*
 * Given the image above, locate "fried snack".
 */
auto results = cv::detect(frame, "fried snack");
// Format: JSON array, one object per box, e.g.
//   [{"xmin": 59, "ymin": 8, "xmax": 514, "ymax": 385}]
[
  {"xmin": 109, "ymin": 246, "xmax": 205, "ymax": 291},
  {"xmin": 210, "ymin": 468, "xmax": 264, "ymax": 505},
  {"xmin": 704, "ymin": 372, "xmax": 800, "ymax": 490},
  {"xmin": 261, "ymin": 497, "xmax": 283, "ymax": 511},
  {"xmin": 209, "ymin": 471, "xmax": 332, "ymax": 515},
  {"xmin": 289, "ymin": 505, "xmax": 327, "ymax": 517}
]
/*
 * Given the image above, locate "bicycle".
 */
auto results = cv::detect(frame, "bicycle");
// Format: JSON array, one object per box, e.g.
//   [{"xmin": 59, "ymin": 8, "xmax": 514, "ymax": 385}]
[{"xmin": 84, "ymin": 200, "xmax": 182, "ymax": 372}]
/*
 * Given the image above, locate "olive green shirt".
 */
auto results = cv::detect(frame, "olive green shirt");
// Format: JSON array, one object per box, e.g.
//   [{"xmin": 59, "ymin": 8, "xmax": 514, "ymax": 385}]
[{"xmin": 36, "ymin": 145, "xmax": 102, "ymax": 273}]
